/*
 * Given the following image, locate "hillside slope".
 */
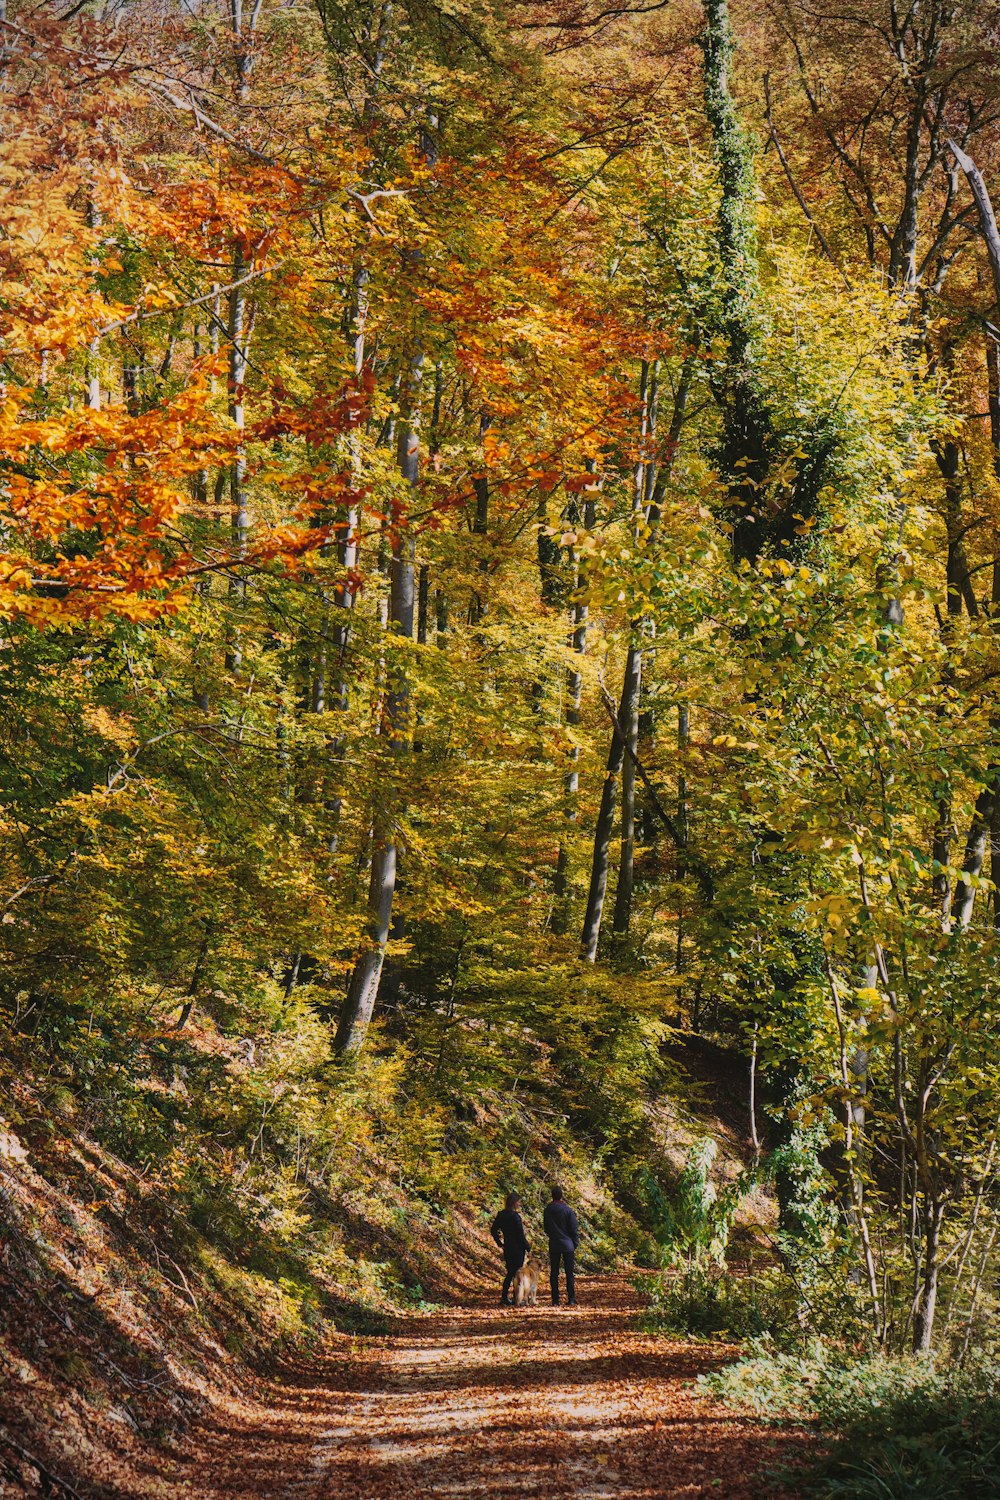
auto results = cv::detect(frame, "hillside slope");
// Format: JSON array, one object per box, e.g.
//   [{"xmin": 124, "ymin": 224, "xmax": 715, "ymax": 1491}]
[{"xmin": 0, "ymin": 1027, "xmax": 766, "ymax": 1496}]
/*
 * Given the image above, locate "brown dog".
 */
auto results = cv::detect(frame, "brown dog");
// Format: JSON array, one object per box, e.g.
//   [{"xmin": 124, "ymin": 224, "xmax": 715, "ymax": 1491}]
[{"xmin": 511, "ymin": 1256, "xmax": 539, "ymax": 1307}]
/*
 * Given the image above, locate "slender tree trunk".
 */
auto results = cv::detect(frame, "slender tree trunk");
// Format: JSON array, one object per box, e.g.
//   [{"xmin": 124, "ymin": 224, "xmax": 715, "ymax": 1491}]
[
  {"xmin": 953, "ymin": 778, "xmax": 999, "ymax": 930},
  {"xmin": 887, "ymin": 100, "xmax": 922, "ymax": 290},
  {"xmin": 581, "ymin": 644, "xmax": 642, "ymax": 961},
  {"xmin": 417, "ymin": 563, "xmax": 429, "ymax": 644},
  {"xmin": 85, "ymin": 200, "xmax": 101, "ymax": 410},
  {"xmin": 324, "ymin": 253, "xmax": 368, "ymax": 847},
  {"xmin": 607, "ymin": 361, "xmax": 690, "ymax": 948},
  {"xmin": 986, "ymin": 339, "xmax": 1000, "ymax": 616},
  {"xmin": 610, "ymin": 362, "xmax": 660, "ymax": 942},
  {"xmin": 611, "ymin": 652, "xmax": 640, "ymax": 941},
  {"xmin": 951, "ymin": 144, "xmax": 1000, "ymax": 613},
  {"xmin": 552, "ymin": 494, "xmax": 594, "ymax": 935},
  {"xmin": 334, "ymin": 351, "xmax": 421, "ymax": 1056},
  {"xmin": 643, "ymin": 363, "xmax": 660, "ymax": 511},
  {"xmin": 175, "ymin": 930, "xmax": 210, "ymax": 1032},
  {"xmin": 470, "ymin": 413, "xmax": 490, "ymax": 623},
  {"xmin": 676, "ymin": 703, "xmax": 689, "ymax": 975},
  {"xmin": 330, "ymin": 256, "xmax": 366, "ymax": 704},
  {"xmin": 749, "ymin": 1023, "xmax": 761, "ymax": 1163},
  {"xmin": 912, "ymin": 1198, "xmax": 944, "ymax": 1352},
  {"xmin": 224, "ymin": 0, "xmax": 258, "ymax": 671},
  {"xmin": 933, "ymin": 432, "xmax": 979, "ymax": 619},
  {"xmin": 226, "ymin": 240, "xmax": 249, "ymax": 673},
  {"xmin": 323, "ymin": 0, "xmax": 396, "ymax": 836},
  {"xmin": 633, "ymin": 360, "xmax": 650, "ymax": 509}
]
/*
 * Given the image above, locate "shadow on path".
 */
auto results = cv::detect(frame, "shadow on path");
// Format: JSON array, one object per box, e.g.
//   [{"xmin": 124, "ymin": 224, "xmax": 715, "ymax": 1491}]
[{"xmin": 161, "ymin": 1274, "xmax": 811, "ymax": 1500}]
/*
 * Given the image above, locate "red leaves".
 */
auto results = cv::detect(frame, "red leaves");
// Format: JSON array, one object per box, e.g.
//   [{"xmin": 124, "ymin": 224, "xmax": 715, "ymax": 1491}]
[{"xmin": 257, "ymin": 372, "xmax": 372, "ymax": 450}]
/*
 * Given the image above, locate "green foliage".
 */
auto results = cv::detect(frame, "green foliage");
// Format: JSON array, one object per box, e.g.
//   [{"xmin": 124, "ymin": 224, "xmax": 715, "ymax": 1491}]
[
  {"xmin": 6, "ymin": 0, "xmax": 1000, "ymax": 1389},
  {"xmin": 645, "ymin": 1138, "xmax": 748, "ymax": 1270},
  {"xmin": 636, "ymin": 1138, "xmax": 797, "ymax": 1341},
  {"xmin": 705, "ymin": 1350, "xmax": 1000, "ymax": 1498},
  {"xmin": 640, "ymin": 1264, "xmax": 797, "ymax": 1342}
]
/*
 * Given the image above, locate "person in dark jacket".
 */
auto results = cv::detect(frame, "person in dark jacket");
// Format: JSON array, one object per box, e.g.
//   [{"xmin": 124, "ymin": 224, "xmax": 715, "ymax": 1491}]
[
  {"xmin": 490, "ymin": 1191, "xmax": 530, "ymax": 1306},
  {"xmin": 543, "ymin": 1184, "xmax": 579, "ymax": 1306}
]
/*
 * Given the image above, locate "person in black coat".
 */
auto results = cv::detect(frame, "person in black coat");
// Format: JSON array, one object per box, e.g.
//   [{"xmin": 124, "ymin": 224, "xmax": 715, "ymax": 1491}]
[
  {"xmin": 490, "ymin": 1191, "xmax": 530, "ymax": 1306},
  {"xmin": 542, "ymin": 1184, "xmax": 579, "ymax": 1306}
]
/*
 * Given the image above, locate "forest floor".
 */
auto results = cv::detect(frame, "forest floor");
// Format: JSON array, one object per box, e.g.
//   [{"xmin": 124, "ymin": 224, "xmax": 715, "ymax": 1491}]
[{"xmin": 134, "ymin": 1273, "xmax": 811, "ymax": 1500}]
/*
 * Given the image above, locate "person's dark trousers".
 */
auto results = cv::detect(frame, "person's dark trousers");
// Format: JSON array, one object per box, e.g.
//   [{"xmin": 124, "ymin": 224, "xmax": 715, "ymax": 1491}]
[
  {"xmin": 549, "ymin": 1246, "xmax": 576, "ymax": 1305},
  {"xmin": 501, "ymin": 1253, "xmax": 524, "ymax": 1304}
]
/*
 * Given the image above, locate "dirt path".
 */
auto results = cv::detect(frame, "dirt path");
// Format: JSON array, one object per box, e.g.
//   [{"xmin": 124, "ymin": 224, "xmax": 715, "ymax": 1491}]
[{"xmin": 158, "ymin": 1275, "xmax": 806, "ymax": 1500}]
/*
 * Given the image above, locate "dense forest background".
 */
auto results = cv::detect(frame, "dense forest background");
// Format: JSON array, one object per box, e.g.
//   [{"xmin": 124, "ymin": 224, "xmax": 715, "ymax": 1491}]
[{"xmin": 4, "ymin": 0, "xmax": 1000, "ymax": 1487}]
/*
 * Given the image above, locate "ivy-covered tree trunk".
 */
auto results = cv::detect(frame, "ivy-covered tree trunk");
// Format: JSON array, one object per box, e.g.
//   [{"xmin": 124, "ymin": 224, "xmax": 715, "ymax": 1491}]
[{"xmin": 700, "ymin": 0, "xmax": 772, "ymax": 564}]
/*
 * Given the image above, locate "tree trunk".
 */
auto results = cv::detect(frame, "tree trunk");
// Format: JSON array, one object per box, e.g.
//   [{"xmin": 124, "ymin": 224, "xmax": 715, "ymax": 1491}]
[
  {"xmin": 580, "ymin": 644, "xmax": 642, "ymax": 962},
  {"xmin": 85, "ymin": 200, "xmax": 101, "ymax": 410},
  {"xmin": 611, "ymin": 651, "xmax": 640, "ymax": 940},
  {"xmin": 334, "ymin": 351, "xmax": 421, "ymax": 1056},
  {"xmin": 887, "ymin": 99, "xmax": 922, "ymax": 290},
  {"xmin": 987, "ymin": 339, "xmax": 1000, "ymax": 615},
  {"xmin": 676, "ymin": 703, "xmax": 689, "ymax": 974},
  {"xmin": 643, "ymin": 363, "xmax": 660, "ymax": 511},
  {"xmin": 950, "ymin": 144, "xmax": 1000, "ymax": 614},
  {"xmin": 932, "ymin": 431, "xmax": 979, "ymax": 620},
  {"xmin": 949, "ymin": 141, "xmax": 1000, "ymax": 307},
  {"xmin": 912, "ymin": 1199, "xmax": 944, "ymax": 1352},
  {"xmin": 226, "ymin": 240, "xmax": 249, "ymax": 672},
  {"xmin": 700, "ymin": 0, "xmax": 772, "ymax": 564},
  {"xmin": 334, "ymin": 840, "xmax": 398, "ymax": 1055},
  {"xmin": 417, "ymin": 562, "xmax": 429, "ymax": 644},
  {"xmin": 552, "ymin": 486, "xmax": 596, "ymax": 934},
  {"xmin": 552, "ymin": 562, "xmax": 587, "ymax": 934},
  {"xmin": 634, "ymin": 360, "xmax": 650, "ymax": 512},
  {"xmin": 953, "ymin": 778, "xmax": 999, "ymax": 930},
  {"xmin": 324, "ymin": 255, "xmax": 369, "ymax": 846},
  {"xmin": 608, "ymin": 359, "xmax": 689, "ymax": 946},
  {"xmin": 471, "ymin": 414, "xmax": 490, "ymax": 622}
]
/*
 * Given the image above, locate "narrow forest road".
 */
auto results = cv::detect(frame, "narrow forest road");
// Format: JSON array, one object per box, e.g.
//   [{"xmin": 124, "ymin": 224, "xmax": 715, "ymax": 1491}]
[{"xmin": 162, "ymin": 1276, "xmax": 808, "ymax": 1500}]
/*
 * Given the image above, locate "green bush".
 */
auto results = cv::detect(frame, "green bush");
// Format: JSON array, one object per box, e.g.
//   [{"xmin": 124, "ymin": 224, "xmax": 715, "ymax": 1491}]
[
  {"xmin": 645, "ymin": 1138, "xmax": 748, "ymax": 1271},
  {"xmin": 639, "ymin": 1265, "xmax": 799, "ymax": 1342},
  {"xmin": 704, "ymin": 1348, "xmax": 1000, "ymax": 1498}
]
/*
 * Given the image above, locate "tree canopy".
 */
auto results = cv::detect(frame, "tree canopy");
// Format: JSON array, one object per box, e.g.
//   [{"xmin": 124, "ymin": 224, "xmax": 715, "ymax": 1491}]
[{"xmin": 4, "ymin": 0, "xmax": 1000, "ymax": 1374}]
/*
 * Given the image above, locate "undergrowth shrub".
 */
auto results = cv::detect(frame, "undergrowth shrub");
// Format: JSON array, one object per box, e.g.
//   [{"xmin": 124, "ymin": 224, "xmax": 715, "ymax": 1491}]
[
  {"xmin": 637, "ymin": 1132, "xmax": 873, "ymax": 1347},
  {"xmin": 639, "ymin": 1264, "xmax": 799, "ymax": 1342},
  {"xmin": 704, "ymin": 1347, "xmax": 1000, "ymax": 1498},
  {"xmin": 637, "ymin": 1137, "xmax": 797, "ymax": 1340},
  {"xmin": 644, "ymin": 1137, "xmax": 747, "ymax": 1270}
]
